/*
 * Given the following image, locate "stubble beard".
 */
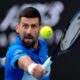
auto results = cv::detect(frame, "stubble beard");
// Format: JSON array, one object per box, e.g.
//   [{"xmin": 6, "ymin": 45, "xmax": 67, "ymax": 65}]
[{"xmin": 23, "ymin": 39, "xmax": 36, "ymax": 48}]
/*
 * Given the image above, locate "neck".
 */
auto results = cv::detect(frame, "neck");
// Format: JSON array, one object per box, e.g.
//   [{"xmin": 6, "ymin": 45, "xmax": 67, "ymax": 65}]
[{"xmin": 33, "ymin": 40, "xmax": 39, "ymax": 49}]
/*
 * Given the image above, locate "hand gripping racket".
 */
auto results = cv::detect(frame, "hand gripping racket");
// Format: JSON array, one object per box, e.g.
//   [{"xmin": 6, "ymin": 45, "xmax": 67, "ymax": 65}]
[
  {"xmin": 43, "ymin": 10, "xmax": 80, "ymax": 70},
  {"xmin": 22, "ymin": 11, "xmax": 80, "ymax": 80}
]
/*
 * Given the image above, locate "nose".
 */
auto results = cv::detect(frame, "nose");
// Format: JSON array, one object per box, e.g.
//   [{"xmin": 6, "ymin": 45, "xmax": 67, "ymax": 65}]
[{"xmin": 26, "ymin": 27, "xmax": 32, "ymax": 34}]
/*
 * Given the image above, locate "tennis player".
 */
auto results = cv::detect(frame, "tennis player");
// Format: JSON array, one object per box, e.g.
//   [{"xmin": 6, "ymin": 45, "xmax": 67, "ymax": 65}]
[{"xmin": 5, "ymin": 7, "xmax": 50, "ymax": 80}]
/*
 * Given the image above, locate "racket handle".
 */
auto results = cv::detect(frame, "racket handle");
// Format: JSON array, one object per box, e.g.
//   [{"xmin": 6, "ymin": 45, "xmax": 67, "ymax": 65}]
[{"xmin": 42, "ymin": 57, "xmax": 52, "ymax": 70}]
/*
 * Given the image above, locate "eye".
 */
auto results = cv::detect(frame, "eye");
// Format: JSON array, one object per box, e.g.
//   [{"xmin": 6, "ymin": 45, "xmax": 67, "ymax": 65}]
[
  {"xmin": 31, "ymin": 24, "xmax": 39, "ymax": 28},
  {"xmin": 23, "ymin": 24, "xmax": 29, "ymax": 29}
]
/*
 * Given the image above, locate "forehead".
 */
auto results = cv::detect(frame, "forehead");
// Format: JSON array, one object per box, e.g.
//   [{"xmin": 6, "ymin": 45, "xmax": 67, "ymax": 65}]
[{"xmin": 20, "ymin": 17, "xmax": 39, "ymax": 24}]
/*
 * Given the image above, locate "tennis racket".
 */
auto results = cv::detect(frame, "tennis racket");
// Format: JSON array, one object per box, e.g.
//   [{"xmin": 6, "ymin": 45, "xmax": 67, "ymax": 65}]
[{"xmin": 22, "ymin": 11, "xmax": 80, "ymax": 80}]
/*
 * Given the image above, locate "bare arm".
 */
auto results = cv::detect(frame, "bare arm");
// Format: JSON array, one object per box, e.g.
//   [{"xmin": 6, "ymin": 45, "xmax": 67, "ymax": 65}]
[
  {"xmin": 18, "ymin": 56, "xmax": 47, "ymax": 78},
  {"xmin": 18, "ymin": 56, "xmax": 34, "ymax": 71},
  {"xmin": 1, "ymin": 57, "xmax": 6, "ymax": 67}
]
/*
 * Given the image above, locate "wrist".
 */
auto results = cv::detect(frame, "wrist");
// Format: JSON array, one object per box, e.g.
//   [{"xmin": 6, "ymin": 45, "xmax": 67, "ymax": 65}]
[{"xmin": 28, "ymin": 63, "xmax": 38, "ymax": 75}]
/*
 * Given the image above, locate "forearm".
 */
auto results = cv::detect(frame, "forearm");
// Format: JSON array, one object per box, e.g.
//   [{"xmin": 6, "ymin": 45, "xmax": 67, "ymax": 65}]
[
  {"xmin": 18, "ymin": 56, "xmax": 34, "ymax": 72},
  {"xmin": 18, "ymin": 56, "xmax": 47, "ymax": 78},
  {"xmin": 1, "ymin": 57, "xmax": 6, "ymax": 67},
  {"xmin": 0, "ymin": 57, "xmax": 5, "ymax": 68}
]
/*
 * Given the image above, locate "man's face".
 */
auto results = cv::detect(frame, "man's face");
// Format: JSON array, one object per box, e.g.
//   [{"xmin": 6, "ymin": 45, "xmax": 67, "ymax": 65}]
[{"xmin": 16, "ymin": 17, "xmax": 41, "ymax": 47}]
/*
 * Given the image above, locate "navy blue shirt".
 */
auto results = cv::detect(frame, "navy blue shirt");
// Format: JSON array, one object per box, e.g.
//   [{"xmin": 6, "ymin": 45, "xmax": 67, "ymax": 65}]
[{"xmin": 5, "ymin": 36, "xmax": 49, "ymax": 80}]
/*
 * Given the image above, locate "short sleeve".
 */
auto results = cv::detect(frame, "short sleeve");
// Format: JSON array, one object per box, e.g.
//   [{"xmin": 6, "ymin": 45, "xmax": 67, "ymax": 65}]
[
  {"xmin": 0, "ymin": 58, "xmax": 2, "ymax": 68},
  {"xmin": 8, "ymin": 45, "xmax": 28, "ymax": 68}
]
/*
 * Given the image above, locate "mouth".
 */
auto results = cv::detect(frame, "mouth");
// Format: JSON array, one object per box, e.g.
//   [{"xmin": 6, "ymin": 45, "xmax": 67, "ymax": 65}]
[
  {"xmin": 24, "ymin": 38, "xmax": 33, "ymax": 42},
  {"xmin": 24, "ymin": 35, "xmax": 33, "ymax": 39},
  {"xmin": 24, "ymin": 34, "xmax": 33, "ymax": 42}
]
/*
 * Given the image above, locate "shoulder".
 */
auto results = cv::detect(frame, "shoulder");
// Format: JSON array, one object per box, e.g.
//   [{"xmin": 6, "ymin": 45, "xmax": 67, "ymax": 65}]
[
  {"xmin": 38, "ymin": 37, "xmax": 48, "ymax": 53},
  {"xmin": 6, "ymin": 42, "xmax": 26, "ymax": 57},
  {"xmin": 8, "ymin": 36, "xmax": 25, "ymax": 51},
  {"xmin": 39, "ymin": 37, "xmax": 47, "ymax": 46}
]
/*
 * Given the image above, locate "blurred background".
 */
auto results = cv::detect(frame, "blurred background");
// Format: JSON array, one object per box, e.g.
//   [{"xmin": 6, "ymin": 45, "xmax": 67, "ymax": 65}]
[{"xmin": 0, "ymin": 0, "xmax": 80, "ymax": 80}]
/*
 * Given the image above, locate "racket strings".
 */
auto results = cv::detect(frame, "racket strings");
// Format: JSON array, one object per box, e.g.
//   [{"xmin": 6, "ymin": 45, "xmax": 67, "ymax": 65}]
[{"xmin": 70, "ymin": 27, "xmax": 80, "ymax": 45}]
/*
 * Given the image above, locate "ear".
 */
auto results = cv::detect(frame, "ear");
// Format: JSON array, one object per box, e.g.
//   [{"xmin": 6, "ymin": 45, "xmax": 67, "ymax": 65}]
[{"xmin": 16, "ymin": 23, "xmax": 19, "ymax": 33}]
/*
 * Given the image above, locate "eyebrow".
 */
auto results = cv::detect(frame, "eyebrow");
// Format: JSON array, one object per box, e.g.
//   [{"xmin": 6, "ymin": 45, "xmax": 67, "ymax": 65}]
[{"xmin": 22, "ymin": 22, "xmax": 39, "ymax": 25}]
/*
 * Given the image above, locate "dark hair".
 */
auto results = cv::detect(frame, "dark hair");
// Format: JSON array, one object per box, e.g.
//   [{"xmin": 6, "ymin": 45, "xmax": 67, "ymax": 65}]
[{"xmin": 18, "ymin": 7, "xmax": 41, "ymax": 25}]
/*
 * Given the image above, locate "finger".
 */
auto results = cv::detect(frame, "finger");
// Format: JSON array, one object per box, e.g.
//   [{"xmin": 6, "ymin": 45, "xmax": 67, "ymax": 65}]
[{"xmin": 43, "ymin": 70, "xmax": 48, "ymax": 74}]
